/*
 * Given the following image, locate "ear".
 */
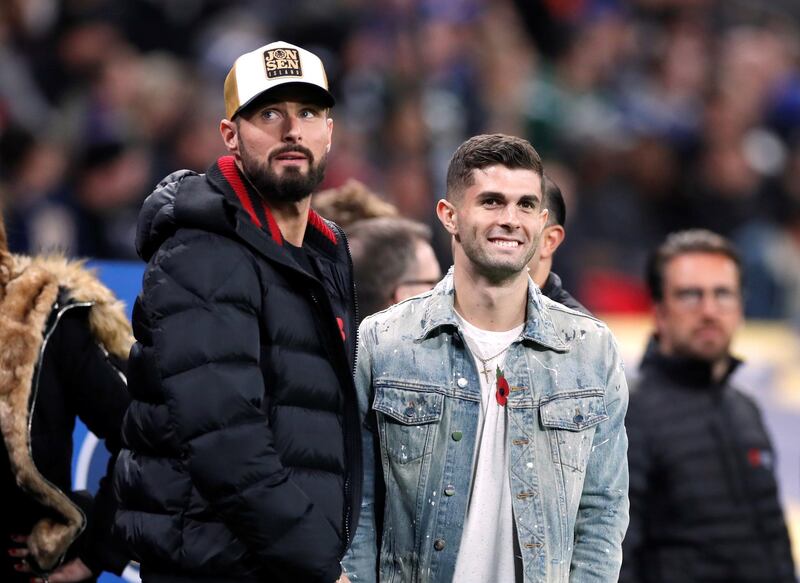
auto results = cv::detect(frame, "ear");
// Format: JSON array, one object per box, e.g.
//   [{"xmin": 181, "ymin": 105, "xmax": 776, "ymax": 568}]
[
  {"xmin": 436, "ymin": 199, "xmax": 458, "ymax": 236},
  {"xmin": 326, "ymin": 117, "xmax": 333, "ymax": 153},
  {"xmin": 538, "ymin": 224, "xmax": 565, "ymax": 261},
  {"xmin": 653, "ymin": 301, "xmax": 668, "ymax": 338},
  {"xmin": 220, "ymin": 119, "xmax": 239, "ymax": 155}
]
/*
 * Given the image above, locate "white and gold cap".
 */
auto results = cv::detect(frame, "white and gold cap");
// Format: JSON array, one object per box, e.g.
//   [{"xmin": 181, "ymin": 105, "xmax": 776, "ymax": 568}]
[{"xmin": 223, "ymin": 41, "xmax": 335, "ymax": 119}]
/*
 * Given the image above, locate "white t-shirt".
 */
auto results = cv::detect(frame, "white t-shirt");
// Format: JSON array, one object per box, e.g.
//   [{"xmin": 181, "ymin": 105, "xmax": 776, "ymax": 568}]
[{"xmin": 452, "ymin": 313, "xmax": 524, "ymax": 583}]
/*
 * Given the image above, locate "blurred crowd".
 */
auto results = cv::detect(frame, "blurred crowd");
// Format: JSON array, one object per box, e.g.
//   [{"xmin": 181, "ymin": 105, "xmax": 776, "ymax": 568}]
[{"xmin": 2, "ymin": 0, "xmax": 800, "ymax": 321}]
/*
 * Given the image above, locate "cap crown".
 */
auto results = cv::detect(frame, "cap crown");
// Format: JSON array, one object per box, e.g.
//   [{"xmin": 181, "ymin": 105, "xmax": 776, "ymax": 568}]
[{"xmin": 224, "ymin": 41, "xmax": 334, "ymax": 119}]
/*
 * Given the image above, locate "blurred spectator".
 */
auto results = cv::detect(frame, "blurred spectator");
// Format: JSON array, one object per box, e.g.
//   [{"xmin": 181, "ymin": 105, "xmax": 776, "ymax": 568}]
[
  {"xmin": 621, "ymin": 229, "xmax": 796, "ymax": 583},
  {"xmin": 0, "ymin": 0, "xmax": 799, "ymax": 319},
  {"xmin": 313, "ymin": 178, "xmax": 398, "ymax": 228},
  {"xmin": 528, "ymin": 173, "xmax": 591, "ymax": 315},
  {"xmin": 0, "ymin": 212, "xmax": 133, "ymax": 583},
  {"xmin": 348, "ymin": 217, "xmax": 441, "ymax": 318}
]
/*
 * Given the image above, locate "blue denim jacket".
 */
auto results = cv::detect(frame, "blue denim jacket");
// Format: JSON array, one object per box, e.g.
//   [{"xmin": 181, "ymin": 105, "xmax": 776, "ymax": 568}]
[{"xmin": 344, "ymin": 271, "xmax": 629, "ymax": 583}]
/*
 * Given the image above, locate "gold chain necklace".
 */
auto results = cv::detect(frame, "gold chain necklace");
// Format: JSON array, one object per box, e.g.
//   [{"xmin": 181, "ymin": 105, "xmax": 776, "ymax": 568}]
[{"xmin": 474, "ymin": 345, "xmax": 510, "ymax": 384}]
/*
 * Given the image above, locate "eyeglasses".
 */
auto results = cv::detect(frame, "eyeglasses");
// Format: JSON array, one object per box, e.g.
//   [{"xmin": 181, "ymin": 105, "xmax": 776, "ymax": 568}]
[{"xmin": 669, "ymin": 286, "xmax": 741, "ymax": 310}]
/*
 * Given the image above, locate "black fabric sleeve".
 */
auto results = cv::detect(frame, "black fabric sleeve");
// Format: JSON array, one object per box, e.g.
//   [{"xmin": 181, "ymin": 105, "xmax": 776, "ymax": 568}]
[
  {"xmin": 54, "ymin": 308, "xmax": 131, "ymax": 575},
  {"xmin": 619, "ymin": 392, "xmax": 650, "ymax": 583}
]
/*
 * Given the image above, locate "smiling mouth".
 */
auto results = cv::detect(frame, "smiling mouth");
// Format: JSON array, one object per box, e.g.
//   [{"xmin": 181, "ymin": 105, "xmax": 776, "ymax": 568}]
[{"xmin": 489, "ymin": 239, "xmax": 521, "ymax": 248}]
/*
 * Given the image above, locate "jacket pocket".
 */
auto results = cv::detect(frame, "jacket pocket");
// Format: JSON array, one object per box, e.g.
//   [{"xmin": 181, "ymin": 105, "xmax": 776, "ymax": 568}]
[
  {"xmin": 373, "ymin": 382, "xmax": 444, "ymax": 464},
  {"xmin": 540, "ymin": 390, "xmax": 608, "ymax": 472}
]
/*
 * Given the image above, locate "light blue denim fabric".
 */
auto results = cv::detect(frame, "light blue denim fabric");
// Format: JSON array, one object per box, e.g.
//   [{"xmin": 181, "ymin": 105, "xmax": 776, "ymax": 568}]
[{"xmin": 343, "ymin": 270, "xmax": 629, "ymax": 583}]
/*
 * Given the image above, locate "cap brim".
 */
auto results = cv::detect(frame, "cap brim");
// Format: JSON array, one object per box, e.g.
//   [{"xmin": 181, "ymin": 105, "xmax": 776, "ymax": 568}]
[{"xmin": 233, "ymin": 81, "xmax": 335, "ymax": 118}]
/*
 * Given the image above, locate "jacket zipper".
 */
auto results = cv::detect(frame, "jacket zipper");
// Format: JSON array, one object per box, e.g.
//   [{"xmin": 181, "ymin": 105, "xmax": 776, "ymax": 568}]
[
  {"xmin": 340, "ymin": 227, "xmax": 359, "ymax": 555},
  {"xmin": 306, "ymin": 240, "xmax": 360, "ymax": 558}
]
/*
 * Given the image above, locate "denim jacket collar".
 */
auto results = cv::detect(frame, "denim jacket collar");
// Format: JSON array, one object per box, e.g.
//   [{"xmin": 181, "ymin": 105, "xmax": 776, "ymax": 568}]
[{"xmin": 416, "ymin": 268, "xmax": 569, "ymax": 353}]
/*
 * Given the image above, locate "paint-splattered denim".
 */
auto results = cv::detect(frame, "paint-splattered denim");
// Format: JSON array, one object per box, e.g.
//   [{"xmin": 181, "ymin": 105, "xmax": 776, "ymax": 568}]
[{"xmin": 343, "ymin": 271, "xmax": 629, "ymax": 583}]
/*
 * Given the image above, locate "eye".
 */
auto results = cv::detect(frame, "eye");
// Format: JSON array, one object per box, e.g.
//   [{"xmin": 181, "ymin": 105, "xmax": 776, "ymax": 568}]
[
  {"xmin": 482, "ymin": 198, "xmax": 501, "ymax": 208},
  {"xmin": 300, "ymin": 108, "xmax": 321, "ymax": 119},
  {"xmin": 519, "ymin": 199, "xmax": 536, "ymax": 210},
  {"xmin": 260, "ymin": 109, "xmax": 279, "ymax": 121}
]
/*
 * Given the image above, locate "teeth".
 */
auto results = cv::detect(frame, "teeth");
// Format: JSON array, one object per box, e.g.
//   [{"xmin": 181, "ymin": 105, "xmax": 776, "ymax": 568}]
[{"xmin": 492, "ymin": 240, "xmax": 519, "ymax": 247}]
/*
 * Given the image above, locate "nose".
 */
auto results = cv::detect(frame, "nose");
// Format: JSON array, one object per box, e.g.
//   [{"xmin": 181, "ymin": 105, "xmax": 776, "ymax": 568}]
[
  {"xmin": 699, "ymin": 292, "xmax": 721, "ymax": 316},
  {"xmin": 499, "ymin": 204, "xmax": 521, "ymax": 229},
  {"xmin": 282, "ymin": 115, "xmax": 302, "ymax": 143}
]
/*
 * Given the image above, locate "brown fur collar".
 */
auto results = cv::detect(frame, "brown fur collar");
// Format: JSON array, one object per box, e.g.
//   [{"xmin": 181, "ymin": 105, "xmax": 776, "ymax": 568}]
[{"xmin": 0, "ymin": 256, "xmax": 133, "ymax": 571}]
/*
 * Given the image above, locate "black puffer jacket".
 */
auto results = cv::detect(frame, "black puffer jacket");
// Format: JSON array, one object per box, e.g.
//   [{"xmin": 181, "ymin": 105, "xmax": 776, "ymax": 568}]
[
  {"xmin": 114, "ymin": 156, "xmax": 361, "ymax": 583},
  {"xmin": 621, "ymin": 340, "xmax": 796, "ymax": 583}
]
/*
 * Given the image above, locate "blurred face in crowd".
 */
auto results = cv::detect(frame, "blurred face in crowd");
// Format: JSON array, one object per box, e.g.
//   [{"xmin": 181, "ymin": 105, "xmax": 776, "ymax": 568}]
[
  {"xmin": 438, "ymin": 165, "xmax": 547, "ymax": 284},
  {"xmin": 221, "ymin": 86, "xmax": 333, "ymax": 203},
  {"xmin": 655, "ymin": 252, "xmax": 742, "ymax": 365},
  {"xmin": 393, "ymin": 239, "xmax": 442, "ymax": 303}
]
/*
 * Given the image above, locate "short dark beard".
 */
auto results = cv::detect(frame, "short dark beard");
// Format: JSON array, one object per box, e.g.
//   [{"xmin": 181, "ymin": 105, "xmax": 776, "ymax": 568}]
[{"xmin": 238, "ymin": 139, "xmax": 327, "ymax": 204}]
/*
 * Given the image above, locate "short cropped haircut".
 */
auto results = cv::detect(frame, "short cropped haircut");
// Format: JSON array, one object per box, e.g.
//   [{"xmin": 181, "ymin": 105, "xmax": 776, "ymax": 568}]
[
  {"xmin": 646, "ymin": 229, "xmax": 743, "ymax": 302},
  {"xmin": 348, "ymin": 217, "xmax": 433, "ymax": 318},
  {"xmin": 542, "ymin": 174, "xmax": 566, "ymax": 227},
  {"xmin": 445, "ymin": 134, "xmax": 544, "ymax": 201}
]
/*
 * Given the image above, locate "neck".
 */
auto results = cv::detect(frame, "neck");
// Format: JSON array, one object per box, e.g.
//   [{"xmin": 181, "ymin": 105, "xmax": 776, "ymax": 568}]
[
  {"xmin": 658, "ymin": 342, "xmax": 731, "ymax": 383},
  {"xmin": 269, "ymin": 198, "xmax": 311, "ymax": 246},
  {"xmin": 710, "ymin": 357, "xmax": 730, "ymax": 383},
  {"xmin": 452, "ymin": 252, "xmax": 528, "ymax": 332}
]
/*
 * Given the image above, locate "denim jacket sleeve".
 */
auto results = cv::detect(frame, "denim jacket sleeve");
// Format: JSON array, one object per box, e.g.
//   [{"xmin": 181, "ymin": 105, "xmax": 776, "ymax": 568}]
[
  {"xmin": 569, "ymin": 335, "xmax": 630, "ymax": 582},
  {"xmin": 342, "ymin": 321, "xmax": 379, "ymax": 583}
]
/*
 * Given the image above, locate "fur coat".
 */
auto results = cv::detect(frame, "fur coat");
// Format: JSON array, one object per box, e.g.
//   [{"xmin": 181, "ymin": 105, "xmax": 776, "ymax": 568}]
[{"xmin": 0, "ymin": 255, "xmax": 133, "ymax": 572}]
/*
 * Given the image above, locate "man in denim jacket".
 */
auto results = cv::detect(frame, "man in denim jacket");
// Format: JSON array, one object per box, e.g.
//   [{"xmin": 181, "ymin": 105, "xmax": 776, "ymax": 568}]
[{"xmin": 344, "ymin": 134, "xmax": 629, "ymax": 582}]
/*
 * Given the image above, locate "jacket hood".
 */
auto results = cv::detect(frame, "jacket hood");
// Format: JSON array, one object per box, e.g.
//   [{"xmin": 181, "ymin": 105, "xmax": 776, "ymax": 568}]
[
  {"xmin": 0, "ymin": 256, "xmax": 133, "ymax": 572},
  {"xmin": 136, "ymin": 169, "xmax": 215, "ymax": 261}
]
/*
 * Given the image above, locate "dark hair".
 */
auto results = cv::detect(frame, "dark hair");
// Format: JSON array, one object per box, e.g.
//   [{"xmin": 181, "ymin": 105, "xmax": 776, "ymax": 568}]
[
  {"xmin": 646, "ymin": 229, "xmax": 743, "ymax": 302},
  {"xmin": 348, "ymin": 217, "xmax": 433, "ymax": 318},
  {"xmin": 446, "ymin": 134, "xmax": 544, "ymax": 200},
  {"xmin": 542, "ymin": 173, "xmax": 566, "ymax": 227}
]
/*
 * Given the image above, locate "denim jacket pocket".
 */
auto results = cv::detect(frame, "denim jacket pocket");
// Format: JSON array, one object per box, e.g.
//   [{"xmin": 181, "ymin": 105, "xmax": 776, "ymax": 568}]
[
  {"xmin": 374, "ymin": 382, "xmax": 444, "ymax": 464},
  {"xmin": 540, "ymin": 390, "xmax": 608, "ymax": 472}
]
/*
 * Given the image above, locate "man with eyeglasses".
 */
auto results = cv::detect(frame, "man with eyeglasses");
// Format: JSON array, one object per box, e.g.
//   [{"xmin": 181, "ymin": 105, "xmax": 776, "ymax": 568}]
[{"xmin": 620, "ymin": 229, "xmax": 796, "ymax": 583}]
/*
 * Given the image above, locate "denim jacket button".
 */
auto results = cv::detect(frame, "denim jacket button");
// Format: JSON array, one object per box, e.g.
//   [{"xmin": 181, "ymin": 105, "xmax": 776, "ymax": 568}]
[
  {"xmin": 444, "ymin": 485, "xmax": 456, "ymax": 496},
  {"xmin": 457, "ymin": 377, "xmax": 468, "ymax": 388},
  {"xmin": 451, "ymin": 431, "xmax": 463, "ymax": 441},
  {"xmin": 433, "ymin": 538, "xmax": 446, "ymax": 551},
  {"xmin": 573, "ymin": 414, "xmax": 584, "ymax": 424}
]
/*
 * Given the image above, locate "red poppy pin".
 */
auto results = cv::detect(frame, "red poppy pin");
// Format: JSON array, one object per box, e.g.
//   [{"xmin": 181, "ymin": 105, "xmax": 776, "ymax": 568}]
[{"xmin": 496, "ymin": 366, "xmax": 509, "ymax": 406}]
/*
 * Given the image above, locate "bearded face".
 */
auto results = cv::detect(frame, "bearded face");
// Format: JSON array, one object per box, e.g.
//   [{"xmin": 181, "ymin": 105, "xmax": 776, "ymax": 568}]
[{"xmin": 239, "ymin": 137, "xmax": 328, "ymax": 203}]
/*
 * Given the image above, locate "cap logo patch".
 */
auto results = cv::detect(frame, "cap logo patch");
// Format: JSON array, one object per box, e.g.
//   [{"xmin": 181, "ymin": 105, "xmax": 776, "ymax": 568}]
[{"xmin": 264, "ymin": 47, "xmax": 302, "ymax": 79}]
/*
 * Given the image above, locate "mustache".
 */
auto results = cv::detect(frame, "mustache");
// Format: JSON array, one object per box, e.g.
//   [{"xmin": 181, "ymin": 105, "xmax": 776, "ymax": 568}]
[{"xmin": 269, "ymin": 144, "xmax": 315, "ymax": 164}]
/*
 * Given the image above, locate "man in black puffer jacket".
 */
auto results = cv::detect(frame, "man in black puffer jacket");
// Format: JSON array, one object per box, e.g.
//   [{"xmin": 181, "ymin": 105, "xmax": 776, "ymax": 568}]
[
  {"xmin": 620, "ymin": 229, "xmax": 796, "ymax": 583},
  {"xmin": 114, "ymin": 41, "xmax": 360, "ymax": 583}
]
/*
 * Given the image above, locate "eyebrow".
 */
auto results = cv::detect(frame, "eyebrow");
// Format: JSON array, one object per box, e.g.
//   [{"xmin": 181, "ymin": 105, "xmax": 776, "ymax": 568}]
[{"xmin": 477, "ymin": 191, "xmax": 540, "ymax": 201}]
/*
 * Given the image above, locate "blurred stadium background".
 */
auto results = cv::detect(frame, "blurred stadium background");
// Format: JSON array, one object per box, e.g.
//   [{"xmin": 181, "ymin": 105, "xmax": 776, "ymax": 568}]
[{"xmin": 2, "ymin": 0, "xmax": 798, "ymax": 580}]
